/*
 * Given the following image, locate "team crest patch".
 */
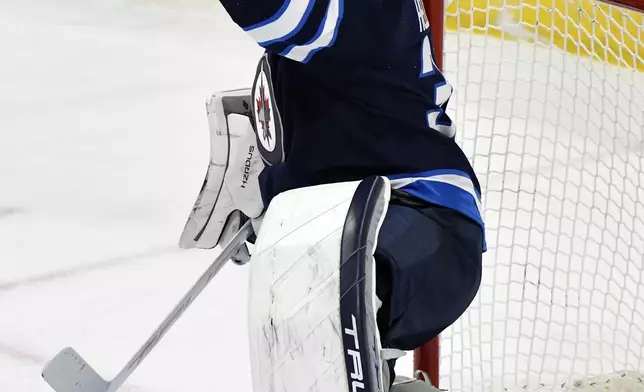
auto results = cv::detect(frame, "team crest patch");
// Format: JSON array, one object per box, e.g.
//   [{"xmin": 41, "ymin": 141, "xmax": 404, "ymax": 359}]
[
  {"xmin": 254, "ymin": 70, "xmax": 275, "ymax": 152},
  {"xmin": 251, "ymin": 53, "xmax": 285, "ymax": 166}
]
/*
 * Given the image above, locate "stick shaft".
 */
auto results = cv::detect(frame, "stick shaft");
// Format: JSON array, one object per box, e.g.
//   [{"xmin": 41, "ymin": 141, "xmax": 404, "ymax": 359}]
[{"xmin": 107, "ymin": 221, "xmax": 254, "ymax": 391}]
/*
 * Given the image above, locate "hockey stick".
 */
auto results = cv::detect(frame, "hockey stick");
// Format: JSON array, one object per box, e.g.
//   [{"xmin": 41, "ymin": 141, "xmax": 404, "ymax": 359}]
[{"xmin": 42, "ymin": 220, "xmax": 254, "ymax": 392}]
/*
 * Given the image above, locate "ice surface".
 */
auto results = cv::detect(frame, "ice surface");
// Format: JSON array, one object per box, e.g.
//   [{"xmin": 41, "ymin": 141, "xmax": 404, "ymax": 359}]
[{"xmin": 0, "ymin": 1, "xmax": 262, "ymax": 391}]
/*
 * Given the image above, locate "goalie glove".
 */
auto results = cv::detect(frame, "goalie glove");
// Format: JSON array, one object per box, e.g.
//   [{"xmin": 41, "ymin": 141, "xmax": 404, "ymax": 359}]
[{"xmin": 179, "ymin": 89, "xmax": 264, "ymax": 255}]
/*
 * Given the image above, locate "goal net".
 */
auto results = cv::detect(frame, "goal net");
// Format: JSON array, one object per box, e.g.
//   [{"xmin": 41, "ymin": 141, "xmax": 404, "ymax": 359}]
[{"xmin": 415, "ymin": 0, "xmax": 644, "ymax": 390}]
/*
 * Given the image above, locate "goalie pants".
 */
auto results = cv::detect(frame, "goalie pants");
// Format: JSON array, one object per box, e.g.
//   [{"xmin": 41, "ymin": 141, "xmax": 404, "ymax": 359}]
[{"xmin": 375, "ymin": 192, "xmax": 483, "ymax": 354}]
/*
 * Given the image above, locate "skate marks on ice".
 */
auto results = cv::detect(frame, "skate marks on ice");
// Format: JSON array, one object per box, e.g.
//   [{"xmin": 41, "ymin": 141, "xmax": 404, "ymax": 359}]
[
  {"xmin": 0, "ymin": 245, "xmax": 178, "ymax": 292},
  {"xmin": 0, "ymin": 341, "xmax": 157, "ymax": 392},
  {"xmin": 497, "ymin": 371, "xmax": 644, "ymax": 392},
  {"xmin": 0, "ymin": 244, "xmax": 179, "ymax": 392},
  {"xmin": 0, "ymin": 206, "xmax": 26, "ymax": 219},
  {"xmin": 40, "ymin": 223, "xmax": 253, "ymax": 392},
  {"xmin": 0, "ymin": 341, "xmax": 48, "ymax": 365},
  {"xmin": 0, "ymin": 346, "xmax": 152, "ymax": 392},
  {"xmin": 0, "ymin": 0, "xmax": 257, "ymax": 391}
]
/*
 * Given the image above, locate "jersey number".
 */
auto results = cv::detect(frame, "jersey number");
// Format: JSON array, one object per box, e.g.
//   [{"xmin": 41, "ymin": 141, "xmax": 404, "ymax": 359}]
[{"xmin": 420, "ymin": 35, "xmax": 455, "ymax": 138}]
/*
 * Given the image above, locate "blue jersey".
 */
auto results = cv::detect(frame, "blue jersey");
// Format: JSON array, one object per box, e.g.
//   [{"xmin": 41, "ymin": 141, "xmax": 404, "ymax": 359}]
[{"xmin": 221, "ymin": 0, "xmax": 485, "ymax": 241}]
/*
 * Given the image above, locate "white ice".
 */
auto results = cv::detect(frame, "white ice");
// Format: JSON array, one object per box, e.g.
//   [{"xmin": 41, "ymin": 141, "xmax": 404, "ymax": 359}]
[{"xmin": 0, "ymin": 1, "xmax": 267, "ymax": 391}]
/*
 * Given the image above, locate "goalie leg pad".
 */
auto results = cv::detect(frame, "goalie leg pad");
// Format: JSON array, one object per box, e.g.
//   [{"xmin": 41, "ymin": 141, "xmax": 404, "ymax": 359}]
[{"xmin": 248, "ymin": 176, "xmax": 391, "ymax": 392}]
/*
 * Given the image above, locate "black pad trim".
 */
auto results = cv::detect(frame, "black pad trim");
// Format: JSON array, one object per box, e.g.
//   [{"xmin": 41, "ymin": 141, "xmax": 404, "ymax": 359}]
[{"xmin": 340, "ymin": 176, "xmax": 389, "ymax": 392}]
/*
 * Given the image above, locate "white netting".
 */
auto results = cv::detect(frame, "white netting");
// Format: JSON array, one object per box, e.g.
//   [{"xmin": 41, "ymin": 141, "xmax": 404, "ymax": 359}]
[{"xmin": 440, "ymin": 0, "xmax": 644, "ymax": 390}]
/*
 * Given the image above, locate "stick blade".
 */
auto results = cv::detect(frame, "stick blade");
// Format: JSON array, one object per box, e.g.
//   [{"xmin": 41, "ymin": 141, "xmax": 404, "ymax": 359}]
[{"xmin": 42, "ymin": 347, "xmax": 110, "ymax": 392}]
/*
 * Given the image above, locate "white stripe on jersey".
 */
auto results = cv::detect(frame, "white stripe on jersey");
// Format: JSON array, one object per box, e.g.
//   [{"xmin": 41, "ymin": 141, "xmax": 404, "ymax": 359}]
[
  {"xmin": 390, "ymin": 174, "xmax": 482, "ymax": 213},
  {"xmin": 282, "ymin": 0, "xmax": 343, "ymax": 63},
  {"xmin": 420, "ymin": 36, "xmax": 436, "ymax": 76},
  {"xmin": 245, "ymin": 0, "xmax": 315, "ymax": 46}
]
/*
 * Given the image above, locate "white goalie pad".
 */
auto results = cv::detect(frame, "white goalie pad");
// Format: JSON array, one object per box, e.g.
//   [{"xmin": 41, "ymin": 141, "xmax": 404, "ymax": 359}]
[
  {"xmin": 179, "ymin": 89, "xmax": 265, "ymax": 249},
  {"xmin": 248, "ymin": 176, "xmax": 391, "ymax": 392}
]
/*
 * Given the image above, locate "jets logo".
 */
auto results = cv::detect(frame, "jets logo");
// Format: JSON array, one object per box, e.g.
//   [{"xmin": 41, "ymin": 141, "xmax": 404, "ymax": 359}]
[
  {"xmin": 253, "ymin": 70, "xmax": 276, "ymax": 152},
  {"xmin": 256, "ymin": 81, "xmax": 272, "ymax": 146}
]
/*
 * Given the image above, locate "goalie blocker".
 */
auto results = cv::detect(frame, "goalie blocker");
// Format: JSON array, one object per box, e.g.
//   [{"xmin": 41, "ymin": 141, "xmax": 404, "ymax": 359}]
[{"xmin": 248, "ymin": 176, "xmax": 482, "ymax": 392}]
